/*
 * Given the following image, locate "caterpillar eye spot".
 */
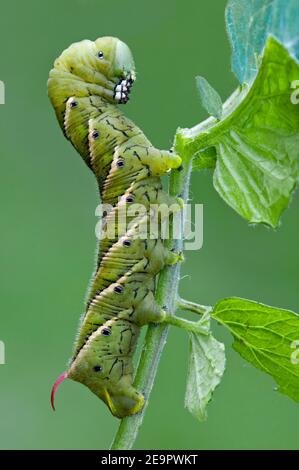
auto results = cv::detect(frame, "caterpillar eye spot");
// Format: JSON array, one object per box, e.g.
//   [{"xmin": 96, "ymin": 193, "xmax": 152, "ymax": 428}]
[
  {"xmin": 70, "ymin": 101, "xmax": 78, "ymax": 108},
  {"xmin": 126, "ymin": 195, "xmax": 134, "ymax": 203},
  {"xmin": 116, "ymin": 158, "xmax": 125, "ymax": 168},
  {"xmin": 114, "ymin": 285, "xmax": 124, "ymax": 294},
  {"xmin": 97, "ymin": 51, "xmax": 104, "ymax": 59},
  {"xmin": 123, "ymin": 239, "xmax": 131, "ymax": 247},
  {"xmin": 93, "ymin": 365, "xmax": 102, "ymax": 372},
  {"xmin": 92, "ymin": 130, "xmax": 100, "ymax": 139},
  {"xmin": 101, "ymin": 328, "xmax": 111, "ymax": 336}
]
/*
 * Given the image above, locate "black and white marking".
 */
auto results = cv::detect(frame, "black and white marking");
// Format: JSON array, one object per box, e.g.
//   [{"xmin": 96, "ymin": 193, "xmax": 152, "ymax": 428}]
[{"xmin": 114, "ymin": 73, "xmax": 134, "ymax": 104}]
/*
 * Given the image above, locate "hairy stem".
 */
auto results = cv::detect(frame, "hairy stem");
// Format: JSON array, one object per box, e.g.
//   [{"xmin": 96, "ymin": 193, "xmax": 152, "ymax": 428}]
[
  {"xmin": 163, "ymin": 314, "xmax": 209, "ymax": 334},
  {"xmin": 178, "ymin": 298, "xmax": 212, "ymax": 316},
  {"xmin": 110, "ymin": 158, "xmax": 193, "ymax": 450}
]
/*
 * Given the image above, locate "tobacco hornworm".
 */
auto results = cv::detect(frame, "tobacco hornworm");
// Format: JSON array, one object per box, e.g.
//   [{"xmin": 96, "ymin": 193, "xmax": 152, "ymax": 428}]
[{"xmin": 48, "ymin": 37, "xmax": 182, "ymax": 418}]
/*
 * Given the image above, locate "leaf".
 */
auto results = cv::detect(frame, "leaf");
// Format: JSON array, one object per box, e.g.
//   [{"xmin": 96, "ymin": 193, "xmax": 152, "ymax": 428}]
[
  {"xmin": 176, "ymin": 37, "xmax": 299, "ymax": 227},
  {"xmin": 185, "ymin": 314, "xmax": 225, "ymax": 421},
  {"xmin": 192, "ymin": 146, "xmax": 216, "ymax": 171},
  {"xmin": 226, "ymin": 0, "xmax": 299, "ymax": 83},
  {"xmin": 213, "ymin": 37, "xmax": 299, "ymax": 227},
  {"xmin": 195, "ymin": 76, "xmax": 222, "ymax": 120},
  {"xmin": 212, "ymin": 297, "xmax": 299, "ymax": 403}
]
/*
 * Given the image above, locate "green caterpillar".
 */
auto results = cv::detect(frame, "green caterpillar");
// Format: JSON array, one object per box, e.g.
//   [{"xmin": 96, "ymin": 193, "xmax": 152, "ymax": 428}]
[{"xmin": 48, "ymin": 37, "xmax": 182, "ymax": 418}]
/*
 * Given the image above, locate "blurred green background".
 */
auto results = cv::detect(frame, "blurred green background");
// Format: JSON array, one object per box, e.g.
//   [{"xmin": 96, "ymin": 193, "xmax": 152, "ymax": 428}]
[{"xmin": 0, "ymin": 0, "xmax": 298, "ymax": 450}]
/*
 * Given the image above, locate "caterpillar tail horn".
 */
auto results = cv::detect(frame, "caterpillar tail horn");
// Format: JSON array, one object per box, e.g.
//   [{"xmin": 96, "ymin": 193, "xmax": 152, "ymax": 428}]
[{"xmin": 51, "ymin": 371, "xmax": 68, "ymax": 411}]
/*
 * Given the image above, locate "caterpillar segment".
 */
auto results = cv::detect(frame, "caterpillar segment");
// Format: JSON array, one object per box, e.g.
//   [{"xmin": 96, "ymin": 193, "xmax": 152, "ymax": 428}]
[
  {"xmin": 96, "ymin": 178, "xmax": 182, "ymax": 266},
  {"xmin": 48, "ymin": 36, "xmax": 182, "ymax": 418},
  {"xmin": 90, "ymin": 229, "xmax": 180, "ymax": 299}
]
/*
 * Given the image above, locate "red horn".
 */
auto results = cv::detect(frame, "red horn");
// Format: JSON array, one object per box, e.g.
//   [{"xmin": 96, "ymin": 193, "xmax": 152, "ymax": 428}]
[{"xmin": 51, "ymin": 371, "xmax": 68, "ymax": 411}]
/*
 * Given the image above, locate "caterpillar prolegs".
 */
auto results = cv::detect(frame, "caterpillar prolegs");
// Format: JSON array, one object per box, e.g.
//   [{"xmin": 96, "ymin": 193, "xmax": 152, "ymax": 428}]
[{"xmin": 48, "ymin": 37, "xmax": 182, "ymax": 418}]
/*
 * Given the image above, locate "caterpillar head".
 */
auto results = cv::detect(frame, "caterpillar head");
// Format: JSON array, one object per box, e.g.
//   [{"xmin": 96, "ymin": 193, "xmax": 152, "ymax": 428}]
[
  {"xmin": 93, "ymin": 37, "xmax": 135, "ymax": 104},
  {"xmin": 48, "ymin": 36, "xmax": 135, "ymax": 112}
]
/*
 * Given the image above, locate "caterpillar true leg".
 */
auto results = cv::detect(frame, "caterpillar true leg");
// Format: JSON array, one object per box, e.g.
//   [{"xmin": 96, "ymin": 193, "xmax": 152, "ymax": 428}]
[{"xmin": 48, "ymin": 37, "xmax": 181, "ymax": 418}]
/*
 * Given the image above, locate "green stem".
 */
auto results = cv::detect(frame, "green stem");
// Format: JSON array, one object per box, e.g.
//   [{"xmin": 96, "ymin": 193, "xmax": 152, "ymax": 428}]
[
  {"xmin": 163, "ymin": 314, "xmax": 209, "ymax": 335},
  {"xmin": 178, "ymin": 298, "xmax": 212, "ymax": 316},
  {"xmin": 110, "ymin": 157, "xmax": 193, "ymax": 450}
]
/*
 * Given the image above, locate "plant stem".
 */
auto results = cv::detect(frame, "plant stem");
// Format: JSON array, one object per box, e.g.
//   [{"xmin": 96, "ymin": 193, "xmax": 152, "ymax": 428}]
[
  {"xmin": 110, "ymin": 157, "xmax": 193, "ymax": 450},
  {"xmin": 178, "ymin": 298, "xmax": 212, "ymax": 316},
  {"xmin": 163, "ymin": 314, "xmax": 209, "ymax": 335}
]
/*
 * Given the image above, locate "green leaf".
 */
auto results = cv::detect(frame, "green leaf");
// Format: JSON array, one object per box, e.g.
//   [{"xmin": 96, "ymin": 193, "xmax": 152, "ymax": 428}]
[
  {"xmin": 195, "ymin": 76, "xmax": 222, "ymax": 120},
  {"xmin": 212, "ymin": 297, "xmax": 299, "ymax": 403},
  {"xmin": 176, "ymin": 37, "xmax": 299, "ymax": 227},
  {"xmin": 226, "ymin": 0, "xmax": 299, "ymax": 83},
  {"xmin": 185, "ymin": 314, "xmax": 225, "ymax": 421},
  {"xmin": 213, "ymin": 38, "xmax": 299, "ymax": 227},
  {"xmin": 192, "ymin": 146, "xmax": 216, "ymax": 171}
]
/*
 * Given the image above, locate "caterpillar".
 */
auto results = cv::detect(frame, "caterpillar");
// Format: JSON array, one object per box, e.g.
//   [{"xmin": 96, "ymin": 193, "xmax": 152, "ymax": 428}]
[{"xmin": 48, "ymin": 37, "xmax": 182, "ymax": 418}]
